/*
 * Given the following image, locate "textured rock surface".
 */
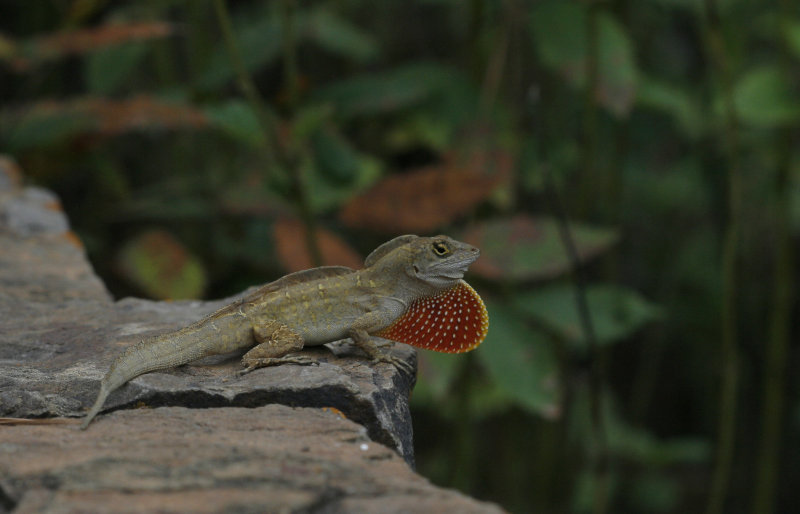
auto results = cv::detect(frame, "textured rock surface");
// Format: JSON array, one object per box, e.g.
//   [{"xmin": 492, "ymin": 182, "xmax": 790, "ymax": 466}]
[
  {"xmin": 0, "ymin": 405, "xmax": 503, "ymax": 513},
  {"xmin": 0, "ymin": 156, "xmax": 504, "ymax": 513},
  {"xmin": 0, "ymin": 154, "xmax": 415, "ymax": 463}
]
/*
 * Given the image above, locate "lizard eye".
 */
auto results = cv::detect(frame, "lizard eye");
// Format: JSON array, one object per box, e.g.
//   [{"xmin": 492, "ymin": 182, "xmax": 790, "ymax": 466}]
[{"xmin": 432, "ymin": 241, "xmax": 450, "ymax": 257}]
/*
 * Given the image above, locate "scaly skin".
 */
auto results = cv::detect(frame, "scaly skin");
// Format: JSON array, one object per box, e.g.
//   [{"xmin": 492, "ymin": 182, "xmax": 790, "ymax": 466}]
[{"xmin": 81, "ymin": 235, "xmax": 485, "ymax": 429}]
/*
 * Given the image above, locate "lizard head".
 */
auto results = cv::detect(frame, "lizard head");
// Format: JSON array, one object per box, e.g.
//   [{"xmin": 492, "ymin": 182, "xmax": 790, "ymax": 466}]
[
  {"xmin": 365, "ymin": 234, "xmax": 481, "ymax": 290},
  {"xmin": 374, "ymin": 235, "xmax": 489, "ymax": 353},
  {"xmin": 405, "ymin": 235, "xmax": 481, "ymax": 289}
]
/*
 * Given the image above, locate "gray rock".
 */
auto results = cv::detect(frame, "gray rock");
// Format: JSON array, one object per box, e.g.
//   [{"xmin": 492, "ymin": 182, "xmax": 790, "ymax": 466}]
[
  {"xmin": 0, "ymin": 156, "xmax": 504, "ymax": 513},
  {"xmin": 0, "ymin": 405, "xmax": 504, "ymax": 513},
  {"xmin": 0, "ymin": 158, "xmax": 418, "ymax": 465},
  {"xmin": 2, "ymin": 187, "xmax": 70, "ymax": 237}
]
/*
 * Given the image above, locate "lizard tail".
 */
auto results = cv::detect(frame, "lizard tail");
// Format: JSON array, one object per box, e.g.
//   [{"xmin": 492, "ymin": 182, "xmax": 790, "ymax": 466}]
[
  {"xmin": 80, "ymin": 382, "xmax": 112, "ymax": 430},
  {"xmin": 80, "ymin": 335, "xmax": 197, "ymax": 430},
  {"xmin": 80, "ymin": 314, "xmax": 254, "ymax": 429}
]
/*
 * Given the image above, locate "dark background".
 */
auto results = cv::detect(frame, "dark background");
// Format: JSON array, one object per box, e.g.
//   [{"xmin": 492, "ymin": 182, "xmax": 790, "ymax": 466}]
[{"xmin": 2, "ymin": 1, "xmax": 799, "ymax": 512}]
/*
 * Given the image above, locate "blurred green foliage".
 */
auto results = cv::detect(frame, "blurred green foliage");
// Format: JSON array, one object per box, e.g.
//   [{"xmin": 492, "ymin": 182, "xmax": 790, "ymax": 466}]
[{"xmin": 2, "ymin": 0, "xmax": 799, "ymax": 512}]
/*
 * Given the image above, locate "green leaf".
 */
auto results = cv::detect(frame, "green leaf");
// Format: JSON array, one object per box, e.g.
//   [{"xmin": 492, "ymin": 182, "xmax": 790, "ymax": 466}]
[
  {"xmin": 291, "ymin": 103, "xmax": 334, "ymax": 140},
  {"xmin": 304, "ymin": 8, "xmax": 379, "ymax": 63},
  {"xmin": 640, "ymin": 0, "xmax": 700, "ymax": 10},
  {"xmin": 629, "ymin": 474, "xmax": 681, "ymax": 514},
  {"xmin": 2, "ymin": 106, "xmax": 95, "ymax": 151},
  {"xmin": 306, "ymin": 152, "xmax": 383, "ymax": 213},
  {"xmin": 568, "ymin": 385, "xmax": 708, "ymax": 511},
  {"xmin": 531, "ymin": 1, "xmax": 586, "ymax": 74},
  {"xmin": 385, "ymin": 113, "xmax": 452, "ymax": 152},
  {"xmin": 637, "ymin": 75, "xmax": 704, "ymax": 139},
  {"xmin": 204, "ymin": 100, "xmax": 263, "ymax": 147},
  {"xmin": 413, "ymin": 353, "xmax": 513, "ymax": 417},
  {"xmin": 462, "ymin": 216, "xmax": 618, "ymax": 281},
  {"xmin": 785, "ymin": 19, "xmax": 800, "ymax": 59},
  {"xmin": 195, "ymin": 13, "xmax": 281, "ymax": 91},
  {"xmin": 85, "ymin": 42, "xmax": 149, "ymax": 95},
  {"xmin": 312, "ymin": 62, "xmax": 456, "ymax": 119},
  {"xmin": 622, "ymin": 157, "xmax": 709, "ymax": 221},
  {"xmin": 513, "ymin": 284, "xmax": 662, "ymax": 350},
  {"xmin": 411, "ymin": 351, "xmax": 464, "ymax": 406},
  {"xmin": 311, "ymin": 127, "xmax": 360, "ymax": 183},
  {"xmin": 530, "ymin": 1, "xmax": 638, "ymax": 117},
  {"xmin": 595, "ymin": 14, "xmax": 638, "ymax": 117},
  {"xmin": 195, "ymin": 7, "xmax": 378, "ymax": 92},
  {"xmin": 572, "ymin": 470, "xmax": 621, "ymax": 514},
  {"xmin": 116, "ymin": 230, "xmax": 207, "ymax": 300},
  {"xmin": 0, "ymin": 33, "xmax": 16, "ymax": 61},
  {"xmin": 733, "ymin": 65, "xmax": 800, "ymax": 128},
  {"xmin": 571, "ymin": 386, "xmax": 710, "ymax": 466},
  {"xmin": 476, "ymin": 298, "xmax": 561, "ymax": 418}
]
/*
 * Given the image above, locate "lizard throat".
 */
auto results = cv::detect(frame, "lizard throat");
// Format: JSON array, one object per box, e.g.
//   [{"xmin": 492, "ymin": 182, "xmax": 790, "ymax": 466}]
[{"xmin": 376, "ymin": 280, "xmax": 489, "ymax": 353}]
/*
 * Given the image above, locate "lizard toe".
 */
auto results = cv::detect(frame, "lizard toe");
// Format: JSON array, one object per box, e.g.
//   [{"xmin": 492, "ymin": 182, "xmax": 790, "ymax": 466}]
[
  {"xmin": 371, "ymin": 354, "xmax": 413, "ymax": 374},
  {"xmin": 239, "ymin": 355, "xmax": 318, "ymax": 374},
  {"xmin": 282, "ymin": 355, "xmax": 319, "ymax": 366}
]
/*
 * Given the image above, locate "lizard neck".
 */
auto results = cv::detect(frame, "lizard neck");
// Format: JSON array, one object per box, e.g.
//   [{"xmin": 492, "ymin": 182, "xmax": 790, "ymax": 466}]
[{"xmin": 361, "ymin": 260, "xmax": 442, "ymax": 302}]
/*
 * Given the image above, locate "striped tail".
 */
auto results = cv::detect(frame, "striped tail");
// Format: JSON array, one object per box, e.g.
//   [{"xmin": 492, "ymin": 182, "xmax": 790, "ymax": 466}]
[{"xmin": 81, "ymin": 313, "xmax": 254, "ymax": 429}]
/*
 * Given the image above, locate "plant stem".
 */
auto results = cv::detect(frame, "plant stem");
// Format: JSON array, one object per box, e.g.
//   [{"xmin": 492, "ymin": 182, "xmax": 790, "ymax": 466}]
[
  {"xmin": 281, "ymin": 0, "xmax": 300, "ymax": 110},
  {"xmin": 535, "ymin": 8, "xmax": 608, "ymax": 508},
  {"xmin": 578, "ymin": 2, "xmax": 600, "ymax": 218},
  {"xmin": 477, "ymin": 10, "xmax": 508, "ymax": 119},
  {"xmin": 752, "ymin": 5, "xmax": 794, "ymax": 512},
  {"xmin": 448, "ymin": 352, "xmax": 478, "ymax": 491},
  {"xmin": 213, "ymin": 0, "xmax": 321, "ymax": 265},
  {"xmin": 279, "ymin": 0, "xmax": 322, "ymax": 266},
  {"xmin": 703, "ymin": 1, "xmax": 742, "ymax": 513},
  {"xmin": 752, "ymin": 124, "xmax": 793, "ymax": 514},
  {"xmin": 212, "ymin": 0, "xmax": 279, "ymax": 169},
  {"xmin": 545, "ymin": 168, "xmax": 608, "ymax": 514},
  {"xmin": 581, "ymin": 5, "xmax": 608, "ymax": 514}
]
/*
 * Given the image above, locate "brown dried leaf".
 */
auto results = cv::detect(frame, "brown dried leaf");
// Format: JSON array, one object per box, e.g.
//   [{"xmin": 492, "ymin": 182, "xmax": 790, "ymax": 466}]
[
  {"xmin": 8, "ymin": 22, "xmax": 172, "ymax": 70},
  {"xmin": 86, "ymin": 96, "xmax": 207, "ymax": 134},
  {"xmin": 339, "ymin": 151, "xmax": 509, "ymax": 234},
  {"xmin": 273, "ymin": 219, "xmax": 363, "ymax": 272},
  {"xmin": 8, "ymin": 96, "xmax": 208, "ymax": 146}
]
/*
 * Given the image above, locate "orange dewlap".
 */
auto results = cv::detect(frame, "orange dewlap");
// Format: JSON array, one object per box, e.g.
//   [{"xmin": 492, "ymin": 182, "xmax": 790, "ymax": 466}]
[{"xmin": 376, "ymin": 280, "xmax": 489, "ymax": 353}]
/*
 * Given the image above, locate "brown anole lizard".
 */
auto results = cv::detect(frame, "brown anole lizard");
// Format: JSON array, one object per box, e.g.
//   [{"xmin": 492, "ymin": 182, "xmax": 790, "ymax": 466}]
[{"xmin": 81, "ymin": 235, "xmax": 489, "ymax": 429}]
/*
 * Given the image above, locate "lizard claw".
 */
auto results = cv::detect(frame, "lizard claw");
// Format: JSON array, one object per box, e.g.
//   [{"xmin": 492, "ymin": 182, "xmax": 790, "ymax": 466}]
[
  {"xmin": 281, "ymin": 355, "xmax": 319, "ymax": 366},
  {"xmin": 238, "ymin": 355, "xmax": 319, "ymax": 375},
  {"xmin": 238, "ymin": 366, "xmax": 256, "ymax": 376},
  {"xmin": 372, "ymin": 354, "xmax": 414, "ymax": 374}
]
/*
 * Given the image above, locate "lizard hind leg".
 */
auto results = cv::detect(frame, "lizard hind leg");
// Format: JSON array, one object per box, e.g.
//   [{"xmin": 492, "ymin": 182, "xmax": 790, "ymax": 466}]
[{"xmin": 239, "ymin": 319, "xmax": 315, "ymax": 374}]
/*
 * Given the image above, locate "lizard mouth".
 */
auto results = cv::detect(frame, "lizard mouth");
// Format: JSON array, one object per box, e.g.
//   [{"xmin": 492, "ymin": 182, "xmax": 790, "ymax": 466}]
[{"xmin": 429, "ymin": 249, "xmax": 481, "ymax": 280}]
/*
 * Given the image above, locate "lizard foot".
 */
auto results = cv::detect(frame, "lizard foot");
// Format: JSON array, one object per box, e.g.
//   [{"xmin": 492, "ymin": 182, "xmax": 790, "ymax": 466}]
[
  {"xmin": 349, "ymin": 337, "xmax": 413, "ymax": 374},
  {"xmin": 239, "ymin": 355, "xmax": 318, "ymax": 375},
  {"xmin": 370, "ymin": 353, "xmax": 414, "ymax": 374}
]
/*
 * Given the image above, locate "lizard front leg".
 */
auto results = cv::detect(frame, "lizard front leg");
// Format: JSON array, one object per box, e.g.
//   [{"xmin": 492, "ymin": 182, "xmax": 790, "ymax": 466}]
[
  {"xmin": 349, "ymin": 312, "xmax": 413, "ymax": 373},
  {"xmin": 239, "ymin": 318, "xmax": 316, "ymax": 374}
]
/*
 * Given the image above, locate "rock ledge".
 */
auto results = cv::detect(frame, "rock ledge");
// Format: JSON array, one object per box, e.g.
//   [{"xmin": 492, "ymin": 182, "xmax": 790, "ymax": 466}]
[{"xmin": 0, "ymin": 157, "xmax": 504, "ymax": 514}]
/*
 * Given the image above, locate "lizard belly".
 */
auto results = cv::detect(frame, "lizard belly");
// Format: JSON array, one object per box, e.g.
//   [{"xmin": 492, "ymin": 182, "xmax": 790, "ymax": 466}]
[
  {"xmin": 257, "ymin": 275, "xmax": 406, "ymax": 347},
  {"xmin": 292, "ymin": 308, "xmax": 361, "ymax": 345},
  {"xmin": 263, "ymin": 298, "xmax": 363, "ymax": 346}
]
